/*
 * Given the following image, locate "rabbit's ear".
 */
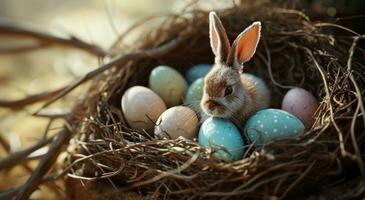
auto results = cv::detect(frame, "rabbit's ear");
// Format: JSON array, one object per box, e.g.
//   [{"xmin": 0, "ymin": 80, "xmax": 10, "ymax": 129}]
[
  {"xmin": 228, "ymin": 22, "xmax": 261, "ymax": 68},
  {"xmin": 209, "ymin": 12, "xmax": 231, "ymax": 64}
]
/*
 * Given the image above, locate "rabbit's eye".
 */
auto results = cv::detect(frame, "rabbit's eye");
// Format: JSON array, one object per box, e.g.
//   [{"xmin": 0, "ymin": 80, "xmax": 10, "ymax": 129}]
[{"xmin": 224, "ymin": 86, "xmax": 233, "ymax": 96}]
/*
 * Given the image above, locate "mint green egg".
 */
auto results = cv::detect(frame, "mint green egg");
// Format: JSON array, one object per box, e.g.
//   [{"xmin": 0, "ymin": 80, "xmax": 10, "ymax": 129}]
[
  {"xmin": 244, "ymin": 109, "xmax": 305, "ymax": 145},
  {"xmin": 186, "ymin": 77, "xmax": 204, "ymax": 110},
  {"xmin": 149, "ymin": 66, "xmax": 188, "ymax": 107}
]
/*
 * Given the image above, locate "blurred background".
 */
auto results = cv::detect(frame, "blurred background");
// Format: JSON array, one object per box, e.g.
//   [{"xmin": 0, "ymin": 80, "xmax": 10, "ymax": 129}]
[
  {"xmin": 0, "ymin": 0, "xmax": 183, "ymax": 198},
  {"xmin": 0, "ymin": 0, "xmax": 364, "ymax": 199}
]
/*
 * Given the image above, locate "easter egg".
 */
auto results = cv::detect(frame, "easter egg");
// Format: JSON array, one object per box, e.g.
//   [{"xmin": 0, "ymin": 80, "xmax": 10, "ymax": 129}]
[
  {"xmin": 149, "ymin": 65, "xmax": 188, "ymax": 107},
  {"xmin": 185, "ymin": 64, "xmax": 212, "ymax": 84},
  {"xmin": 155, "ymin": 106, "xmax": 199, "ymax": 139},
  {"xmin": 186, "ymin": 77, "xmax": 204, "ymax": 110},
  {"xmin": 121, "ymin": 86, "xmax": 166, "ymax": 132},
  {"xmin": 244, "ymin": 109, "xmax": 305, "ymax": 145},
  {"xmin": 281, "ymin": 87, "xmax": 319, "ymax": 127},
  {"xmin": 199, "ymin": 117, "xmax": 244, "ymax": 161}
]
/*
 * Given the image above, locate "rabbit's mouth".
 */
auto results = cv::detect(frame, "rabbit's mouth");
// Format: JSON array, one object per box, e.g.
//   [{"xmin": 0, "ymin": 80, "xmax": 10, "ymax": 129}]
[
  {"xmin": 203, "ymin": 100, "xmax": 228, "ymax": 117},
  {"xmin": 205, "ymin": 100, "xmax": 221, "ymax": 110}
]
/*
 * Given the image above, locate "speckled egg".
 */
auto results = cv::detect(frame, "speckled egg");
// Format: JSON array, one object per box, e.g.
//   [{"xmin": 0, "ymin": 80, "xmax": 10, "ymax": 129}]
[
  {"xmin": 149, "ymin": 65, "xmax": 188, "ymax": 107},
  {"xmin": 186, "ymin": 77, "xmax": 204, "ymax": 110},
  {"xmin": 244, "ymin": 109, "xmax": 305, "ymax": 145},
  {"xmin": 199, "ymin": 117, "xmax": 244, "ymax": 161},
  {"xmin": 155, "ymin": 106, "xmax": 199, "ymax": 139},
  {"xmin": 185, "ymin": 64, "xmax": 212, "ymax": 84},
  {"xmin": 121, "ymin": 86, "xmax": 166, "ymax": 132},
  {"xmin": 282, "ymin": 87, "xmax": 319, "ymax": 127}
]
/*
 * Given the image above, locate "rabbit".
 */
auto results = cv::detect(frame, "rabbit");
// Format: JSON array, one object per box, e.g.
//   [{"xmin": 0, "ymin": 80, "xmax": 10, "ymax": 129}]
[{"xmin": 200, "ymin": 12, "xmax": 270, "ymax": 125}]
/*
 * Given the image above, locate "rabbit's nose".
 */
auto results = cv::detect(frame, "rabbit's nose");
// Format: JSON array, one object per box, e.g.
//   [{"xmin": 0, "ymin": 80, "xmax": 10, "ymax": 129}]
[{"xmin": 206, "ymin": 100, "xmax": 220, "ymax": 110}]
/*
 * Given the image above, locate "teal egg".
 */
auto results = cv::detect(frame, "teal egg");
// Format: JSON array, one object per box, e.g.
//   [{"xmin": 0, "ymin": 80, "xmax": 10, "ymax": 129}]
[
  {"xmin": 149, "ymin": 65, "xmax": 188, "ymax": 107},
  {"xmin": 186, "ymin": 77, "xmax": 204, "ymax": 110},
  {"xmin": 244, "ymin": 109, "xmax": 305, "ymax": 145},
  {"xmin": 199, "ymin": 117, "xmax": 244, "ymax": 161},
  {"xmin": 185, "ymin": 64, "xmax": 212, "ymax": 84}
]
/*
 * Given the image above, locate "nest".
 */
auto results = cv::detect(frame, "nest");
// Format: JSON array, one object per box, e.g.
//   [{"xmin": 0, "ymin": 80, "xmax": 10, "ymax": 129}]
[
  {"xmin": 58, "ymin": 1, "xmax": 365, "ymax": 199},
  {"xmin": 55, "ymin": 1, "xmax": 365, "ymax": 199}
]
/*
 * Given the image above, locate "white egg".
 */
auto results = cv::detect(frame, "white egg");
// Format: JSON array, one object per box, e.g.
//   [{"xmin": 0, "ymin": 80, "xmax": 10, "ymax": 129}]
[
  {"xmin": 121, "ymin": 86, "xmax": 166, "ymax": 132},
  {"xmin": 155, "ymin": 106, "xmax": 199, "ymax": 139}
]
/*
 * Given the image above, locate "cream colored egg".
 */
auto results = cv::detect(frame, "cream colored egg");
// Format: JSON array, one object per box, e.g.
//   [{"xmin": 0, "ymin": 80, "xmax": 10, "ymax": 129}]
[
  {"xmin": 155, "ymin": 106, "xmax": 199, "ymax": 139},
  {"xmin": 121, "ymin": 86, "xmax": 166, "ymax": 132}
]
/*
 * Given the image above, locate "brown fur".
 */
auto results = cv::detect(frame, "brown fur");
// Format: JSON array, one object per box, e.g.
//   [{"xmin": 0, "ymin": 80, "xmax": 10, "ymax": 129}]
[{"xmin": 205, "ymin": 77, "xmax": 226, "ymax": 97}]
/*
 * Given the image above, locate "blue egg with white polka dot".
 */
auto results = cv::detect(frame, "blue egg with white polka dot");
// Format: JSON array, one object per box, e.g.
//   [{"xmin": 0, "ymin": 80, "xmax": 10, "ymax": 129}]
[
  {"xmin": 244, "ymin": 109, "xmax": 305, "ymax": 145},
  {"xmin": 199, "ymin": 117, "xmax": 244, "ymax": 161},
  {"xmin": 185, "ymin": 64, "xmax": 212, "ymax": 84}
]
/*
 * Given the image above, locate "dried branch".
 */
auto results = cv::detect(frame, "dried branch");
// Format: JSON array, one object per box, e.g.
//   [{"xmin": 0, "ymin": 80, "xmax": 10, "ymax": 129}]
[
  {"xmin": 0, "ymin": 18, "xmax": 107, "ymax": 56},
  {"xmin": 0, "ymin": 135, "xmax": 54, "ymax": 170},
  {"xmin": 0, "ymin": 86, "xmax": 66, "ymax": 110},
  {"xmin": 0, "ymin": 43, "xmax": 49, "ymax": 54},
  {"xmin": 0, "ymin": 173, "xmax": 63, "ymax": 200},
  {"xmin": 16, "ymin": 129, "xmax": 71, "ymax": 200}
]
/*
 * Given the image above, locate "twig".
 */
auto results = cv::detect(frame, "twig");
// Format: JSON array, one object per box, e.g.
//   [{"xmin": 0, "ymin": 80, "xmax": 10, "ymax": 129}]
[
  {"xmin": 0, "ymin": 134, "xmax": 33, "ymax": 173},
  {"xmin": 0, "ymin": 173, "xmax": 64, "ymax": 200},
  {"xmin": 0, "ymin": 134, "xmax": 11, "ymax": 152},
  {"xmin": 314, "ymin": 23, "xmax": 361, "ymax": 37},
  {"xmin": 0, "ymin": 86, "xmax": 67, "ymax": 110},
  {"xmin": 273, "ymin": 8, "xmax": 310, "ymax": 21},
  {"xmin": 16, "ymin": 129, "xmax": 71, "ymax": 200},
  {"xmin": 260, "ymin": 39, "xmax": 295, "ymax": 89},
  {"xmin": 0, "ymin": 134, "xmax": 63, "ymax": 196},
  {"xmin": 34, "ymin": 108, "xmax": 69, "ymax": 119},
  {"xmin": 0, "ymin": 135, "xmax": 54, "ymax": 170},
  {"xmin": 346, "ymin": 36, "xmax": 365, "ymax": 177},
  {"xmin": 0, "ymin": 17, "xmax": 107, "ymax": 56},
  {"xmin": 280, "ymin": 161, "xmax": 316, "ymax": 198},
  {"xmin": 0, "ymin": 43, "xmax": 49, "ymax": 54},
  {"xmin": 110, "ymin": 13, "xmax": 182, "ymax": 51},
  {"xmin": 295, "ymin": 44, "xmax": 350, "ymax": 158},
  {"xmin": 0, "ymin": 188, "xmax": 18, "ymax": 200},
  {"xmin": 128, "ymin": 151, "xmax": 200, "ymax": 188}
]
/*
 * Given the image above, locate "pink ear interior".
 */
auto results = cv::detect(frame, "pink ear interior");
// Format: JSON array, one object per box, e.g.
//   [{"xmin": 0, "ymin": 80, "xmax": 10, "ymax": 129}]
[{"xmin": 235, "ymin": 23, "xmax": 261, "ymax": 63}]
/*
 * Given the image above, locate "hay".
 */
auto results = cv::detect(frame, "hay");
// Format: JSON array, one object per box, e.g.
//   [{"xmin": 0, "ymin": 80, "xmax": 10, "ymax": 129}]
[
  {"xmin": 60, "ymin": 0, "xmax": 365, "ymax": 199},
  {"xmin": 2, "ymin": 0, "xmax": 364, "ymax": 199}
]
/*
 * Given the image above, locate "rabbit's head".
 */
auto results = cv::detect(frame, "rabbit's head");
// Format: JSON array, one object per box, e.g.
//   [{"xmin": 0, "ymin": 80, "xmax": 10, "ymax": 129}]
[{"xmin": 201, "ymin": 12, "xmax": 261, "ymax": 118}]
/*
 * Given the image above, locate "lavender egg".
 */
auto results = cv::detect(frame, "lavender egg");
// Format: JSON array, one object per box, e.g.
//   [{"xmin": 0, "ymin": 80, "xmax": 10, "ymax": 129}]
[{"xmin": 282, "ymin": 87, "xmax": 319, "ymax": 127}]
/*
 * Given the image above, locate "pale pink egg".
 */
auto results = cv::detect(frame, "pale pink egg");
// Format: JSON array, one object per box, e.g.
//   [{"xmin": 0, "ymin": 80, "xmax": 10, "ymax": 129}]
[{"xmin": 281, "ymin": 87, "xmax": 319, "ymax": 128}]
